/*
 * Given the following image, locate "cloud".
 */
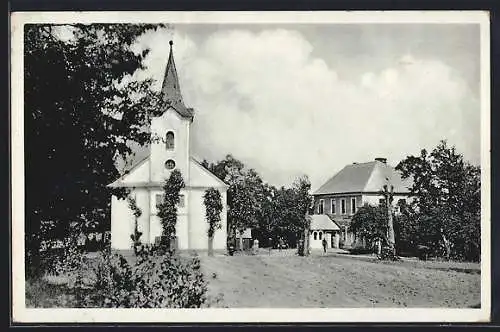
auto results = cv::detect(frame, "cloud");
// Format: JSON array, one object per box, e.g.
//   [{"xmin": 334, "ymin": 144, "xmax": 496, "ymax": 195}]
[{"xmin": 132, "ymin": 28, "xmax": 480, "ymax": 190}]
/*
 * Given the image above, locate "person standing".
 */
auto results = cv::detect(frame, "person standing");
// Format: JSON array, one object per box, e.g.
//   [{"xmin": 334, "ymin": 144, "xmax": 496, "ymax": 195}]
[
  {"xmin": 322, "ymin": 238, "xmax": 327, "ymax": 254},
  {"xmin": 253, "ymin": 238, "xmax": 259, "ymax": 255}
]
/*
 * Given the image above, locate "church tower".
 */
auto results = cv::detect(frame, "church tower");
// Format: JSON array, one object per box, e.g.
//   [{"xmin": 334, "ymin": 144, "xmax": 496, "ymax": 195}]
[{"xmin": 150, "ymin": 40, "xmax": 194, "ymax": 184}]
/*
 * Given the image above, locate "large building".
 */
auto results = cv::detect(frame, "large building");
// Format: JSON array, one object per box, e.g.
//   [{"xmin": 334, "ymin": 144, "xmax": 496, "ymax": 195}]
[
  {"xmin": 312, "ymin": 158, "xmax": 412, "ymax": 248},
  {"xmin": 108, "ymin": 41, "xmax": 228, "ymax": 251}
]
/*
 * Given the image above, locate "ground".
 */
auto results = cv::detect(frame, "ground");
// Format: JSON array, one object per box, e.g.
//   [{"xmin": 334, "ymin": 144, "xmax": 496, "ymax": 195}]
[
  {"xmin": 27, "ymin": 249, "xmax": 481, "ymax": 308},
  {"xmin": 200, "ymin": 249, "xmax": 481, "ymax": 308}
]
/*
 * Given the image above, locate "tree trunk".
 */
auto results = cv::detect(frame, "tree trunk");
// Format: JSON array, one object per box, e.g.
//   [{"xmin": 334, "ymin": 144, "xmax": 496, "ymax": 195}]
[
  {"xmin": 239, "ymin": 230, "xmax": 244, "ymax": 251},
  {"xmin": 386, "ymin": 198, "xmax": 396, "ymax": 256},
  {"xmin": 304, "ymin": 227, "xmax": 310, "ymax": 256},
  {"xmin": 208, "ymin": 235, "xmax": 214, "ymax": 256}
]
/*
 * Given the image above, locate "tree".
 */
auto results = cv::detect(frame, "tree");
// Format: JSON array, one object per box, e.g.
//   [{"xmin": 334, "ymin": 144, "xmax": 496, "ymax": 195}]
[
  {"xmin": 157, "ymin": 169, "xmax": 185, "ymax": 250},
  {"xmin": 201, "ymin": 156, "xmax": 313, "ymax": 254},
  {"xmin": 349, "ymin": 204, "xmax": 388, "ymax": 250},
  {"xmin": 202, "ymin": 155, "xmax": 262, "ymax": 251},
  {"xmin": 288, "ymin": 176, "xmax": 313, "ymax": 256},
  {"xmin": 24, "ymin": 24, "xmax": 166, "ymax": 275},
  {"xmin": 380, "ymin": 184, "xmax": 396, "ymax": 257},
  {"xmin": 396, "ymin": 140, "xmax": 481, "ymax": 261},
  {"xmin": 203, "ymin": 188, "xmax": 223, "ymax": 256}
]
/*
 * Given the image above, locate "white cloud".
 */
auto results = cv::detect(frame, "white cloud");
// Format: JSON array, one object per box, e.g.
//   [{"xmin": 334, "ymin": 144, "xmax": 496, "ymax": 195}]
[{"xmin": 132, "ymin": 28, "xmax": 480, "ymax": 190}]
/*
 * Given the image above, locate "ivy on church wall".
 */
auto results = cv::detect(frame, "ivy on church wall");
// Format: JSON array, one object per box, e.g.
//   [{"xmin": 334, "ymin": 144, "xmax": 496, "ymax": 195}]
[{"xmin": 157, "ymin": 169, "xmax": 185, "ymax": 250}]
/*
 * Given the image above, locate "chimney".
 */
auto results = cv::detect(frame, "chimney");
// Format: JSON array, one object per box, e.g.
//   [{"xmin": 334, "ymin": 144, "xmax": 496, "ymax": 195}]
[{"xmin": 375, "ymin": 157, "xmax": 387, "ymax": 164}]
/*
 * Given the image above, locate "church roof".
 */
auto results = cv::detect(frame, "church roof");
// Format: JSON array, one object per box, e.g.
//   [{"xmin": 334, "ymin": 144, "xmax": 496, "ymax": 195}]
[
  {"xmin": 314, "ymin": 159, "xmax": 412, "ymax": 195},
  {"xmin": 160, "ymin": 40, "xmax": 194, "ymax": 120},
  {"xmin": 108, "ymin": 156, "xmax": 228, "ymax": 189}
]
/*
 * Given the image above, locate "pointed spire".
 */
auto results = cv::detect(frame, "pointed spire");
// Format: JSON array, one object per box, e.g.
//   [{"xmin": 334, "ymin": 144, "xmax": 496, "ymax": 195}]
[{"xmin": 160, "ymin": 40, "xmax": 193, "ymax": 119}]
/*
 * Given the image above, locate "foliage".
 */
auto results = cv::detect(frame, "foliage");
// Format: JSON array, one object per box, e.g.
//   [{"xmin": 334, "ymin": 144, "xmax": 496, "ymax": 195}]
[
  {"xmin": 349, "ymin": 204, "xmax": 388, "ymax": 250},
  {"xmin": 203, "ymin": 188, "xmax": 223, "ymax": 256},
  {"xmin": 74, "ymin": 247, "xmax": 208, "ymax": 308},
  {"xmin": 202, "ymin": 155, "xmax": 313, "ymax": 252},
  {"xmin": 24, "ymin": 24, "xmax": 166, "ymax": 275},
  {"xmin": 202, "ymin": 155, "xmax": 262, "ymax": 248},
  {"xmin": 396, "ymin": 140, "xmax": 481, "ymax": 261},
  {"xmin": 157, "ymin": 169, "xmax": 185, "ymax": 248},
  {"xmin": 127, "ymin": 195, "xmax": 143, "ymax": 254}
]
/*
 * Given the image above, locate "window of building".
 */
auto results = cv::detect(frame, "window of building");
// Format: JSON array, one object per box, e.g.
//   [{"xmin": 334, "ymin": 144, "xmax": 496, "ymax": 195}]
[
  {"xmin": 318, "ymin": 232, "xmax": 323, "ymax": 240},
  {"xmin": 178, "ymin": 194, "xmax": 185, "ymax": 208},
  {"xmin": 165, "ymin": 159, "xmax": 176, "ymax": 170},
  {"xmin": 318, "ymin": 199, "xmax": 324, "ymax": 214},
  {"xmin": 313, "ymin": 232, "xmax": 318, "ymax": 240},
  {"xmin": 166, "ymin": 131, "xmax": 174, "ymax": 150},
  {"xmin": 341, "ymin": 198, "xmax": 346, "ymax": 215},
  {"xmin": 351, "ymin": 197, "xmax": 357, "ymax": 215},
  {"xmin": 331, "ymin": 198, "xmax": 336, "ymax": 214}
]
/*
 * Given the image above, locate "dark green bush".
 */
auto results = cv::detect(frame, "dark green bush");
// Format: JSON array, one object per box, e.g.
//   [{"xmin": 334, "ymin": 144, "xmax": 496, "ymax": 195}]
[
  {"xmin": 348, "ymin": 246, "xmax": 373, "ymax": 255},
  {"xmin": 75, "ymin": 246, "xmax": 208, "ymax": 308}
]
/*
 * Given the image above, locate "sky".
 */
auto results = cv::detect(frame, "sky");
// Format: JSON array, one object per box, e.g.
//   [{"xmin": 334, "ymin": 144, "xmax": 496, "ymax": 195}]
[{"xmin": 125, "ymin": 23, "xmax": 481, "ymax": 190}]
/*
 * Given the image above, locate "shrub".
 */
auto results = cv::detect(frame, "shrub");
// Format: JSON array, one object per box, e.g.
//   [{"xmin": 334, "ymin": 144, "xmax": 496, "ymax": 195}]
[
  {"xmin": 348, "ymin": 246, "xmax": 372, "ymax": 255},
  {"xmin": 41, "ymin": 240, "xmax": 86, "ymax": 277},
  {"xmin": 74, "ymin": 246, "xmax": 208, "ymax": 308}
]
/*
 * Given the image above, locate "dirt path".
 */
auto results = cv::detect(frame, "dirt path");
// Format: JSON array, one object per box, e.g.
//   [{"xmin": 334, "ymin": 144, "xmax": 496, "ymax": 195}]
[{"xmin": 200, "ymin": 254, "xmax": 481, "ymax": 308}]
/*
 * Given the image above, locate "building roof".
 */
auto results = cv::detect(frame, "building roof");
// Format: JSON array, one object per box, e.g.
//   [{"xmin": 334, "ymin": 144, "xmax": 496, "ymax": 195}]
[
  {"xmin": 108, "ymin": 156, "xmax": 228, "ymax": 189},
  {"xmin": 314, "ymin": 159, "xmax": 412, "ymax": 195},
  {"xmin": 160, "ymin": 41, "xmax": 194, "ymax": 120},
  {"xmin": 310, "ymin": 215, "xmax": 340, "ymax": 231}
]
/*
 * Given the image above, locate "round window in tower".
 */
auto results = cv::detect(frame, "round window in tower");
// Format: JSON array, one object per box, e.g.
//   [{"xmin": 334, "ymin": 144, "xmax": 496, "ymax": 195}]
[{"xmin": 165, "ymin": 159, "xmax": 176, "ymax": 170}]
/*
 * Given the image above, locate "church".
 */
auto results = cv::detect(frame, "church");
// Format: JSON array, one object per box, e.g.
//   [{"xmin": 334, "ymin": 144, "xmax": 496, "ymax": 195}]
[{"xmin": 108, "ymin": 41, "xmax": 228, "ymax": 251}]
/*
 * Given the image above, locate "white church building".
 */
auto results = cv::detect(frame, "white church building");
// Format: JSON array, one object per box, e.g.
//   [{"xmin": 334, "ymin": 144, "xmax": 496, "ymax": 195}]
[{"xmin": 108, "ymin": 41, "xmax": 228, "ymax": 251}]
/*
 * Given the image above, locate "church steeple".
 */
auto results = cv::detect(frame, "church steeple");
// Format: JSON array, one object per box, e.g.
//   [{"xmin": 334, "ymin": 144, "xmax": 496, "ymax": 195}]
[{"xmin": 160, "ymin": 40, "xmax": 193, "ymax": 120}]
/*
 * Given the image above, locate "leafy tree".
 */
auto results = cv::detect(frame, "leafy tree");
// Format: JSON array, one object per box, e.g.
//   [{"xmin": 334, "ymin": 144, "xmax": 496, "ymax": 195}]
[
  {"xmin": 157, "ymin": 169, "xmax": 185, "ymax": 250},
  {"xmin": 203, "ymin": 188, "xmax": 223, "ymax": 256},
  {"xmin": 24, "ymin": 24, "xmax": 165, "ymax": 275},
  {"xmin": 201, "ymin": 154, "xmax": 244, "ymax": 184},
  {"xmin": 349, "ymin": 204, "xmax": 388, "ymax": 250},
  {"xmin": 396, "ymin": 140, "xmax": 481, "ymax": 261},
  {"xmin": 202, "ymin": 156, "xmax": 313, "ymax": 254},
  {"xmin": 291, "ymin": 176, "xmax": 313, "ymax": 256},
  {"xmin": 272, "ymin": 176, "xmax": 313, "ymax": 256},
  {"xmin": 202, "ymin": 155, "xmax": 262, "ymax": 251}
]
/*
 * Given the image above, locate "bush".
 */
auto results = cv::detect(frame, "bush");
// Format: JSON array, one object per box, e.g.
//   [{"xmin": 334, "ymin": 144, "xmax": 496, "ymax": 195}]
[
  {"xmin": 348, "ymin": 246, "xmax": 372, "ymax": 255},
  {"xmin": 41, "ymin": 241, "xmax": 86, "ymax": 277},
  {"xmin": 74, "ymin": 246, "xmax": 208, "ymax": 308}
]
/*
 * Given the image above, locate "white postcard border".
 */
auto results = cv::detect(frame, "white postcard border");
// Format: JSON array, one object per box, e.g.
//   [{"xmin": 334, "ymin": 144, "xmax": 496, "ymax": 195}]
[{"xmin": 10, "ymin": 10, "xmax": 491, "ymax": 323}]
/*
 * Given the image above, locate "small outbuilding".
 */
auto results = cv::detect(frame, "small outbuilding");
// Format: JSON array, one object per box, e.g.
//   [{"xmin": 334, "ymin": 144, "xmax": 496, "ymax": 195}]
[
  {"xmin": 309, "ymin": 215, "xmax": 341, "ymax": 249},
  {"xmin": 236, "ymin": 228, "xmax": 253, "ymax": 251}
]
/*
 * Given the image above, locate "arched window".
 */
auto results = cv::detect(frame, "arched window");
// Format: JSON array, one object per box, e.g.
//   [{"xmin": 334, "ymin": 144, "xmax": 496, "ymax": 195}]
[
  {"xmin": 313, "ymin": 232, "xmax": 318, "ymax": 240},
  {"xmin": 166, "ymin": 131, "xmax": 174, "ymax": 150},
  {"xmin": 319, "ymin": 232, "xmax": 323, "ymax": 240}
]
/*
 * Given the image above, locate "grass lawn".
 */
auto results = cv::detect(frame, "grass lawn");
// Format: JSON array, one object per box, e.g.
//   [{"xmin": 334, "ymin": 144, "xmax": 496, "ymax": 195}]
[
  {"xmin": 200, "ymin": 250, "xmax": 481, "ymax": 308},
  {"xmin": 27, "ymin": 249, "xmax": 481, "ymax": 308}
]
